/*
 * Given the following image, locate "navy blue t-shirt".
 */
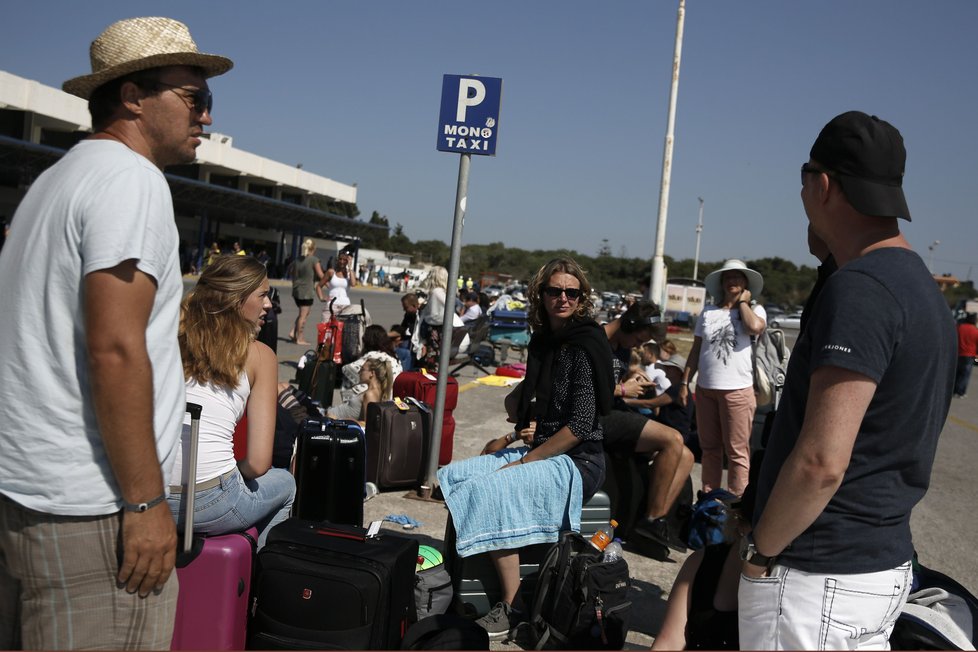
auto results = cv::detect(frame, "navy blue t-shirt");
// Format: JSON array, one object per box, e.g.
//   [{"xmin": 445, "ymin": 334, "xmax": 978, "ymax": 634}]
[{"xmin": 754, "ymin": 248, "xmax": 956, "ymax": 573}]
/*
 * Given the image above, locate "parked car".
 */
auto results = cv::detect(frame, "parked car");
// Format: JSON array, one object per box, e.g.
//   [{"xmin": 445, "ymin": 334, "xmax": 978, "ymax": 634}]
[{"xmin": 769, "ymin": 311, "xmax": 802, "ymax": 329}]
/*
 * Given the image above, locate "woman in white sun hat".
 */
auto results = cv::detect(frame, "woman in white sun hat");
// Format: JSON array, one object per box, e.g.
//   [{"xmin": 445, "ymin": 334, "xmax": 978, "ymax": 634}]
[{"xmin": 679, "ymin": 259, "xmax": 766, "ymax": 496}]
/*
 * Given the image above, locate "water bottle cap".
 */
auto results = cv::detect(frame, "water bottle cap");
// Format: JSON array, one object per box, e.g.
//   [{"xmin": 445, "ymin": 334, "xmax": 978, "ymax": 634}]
[{"xmin": 613, "ymin": 537, "xmax": 622, "ymax": 543}]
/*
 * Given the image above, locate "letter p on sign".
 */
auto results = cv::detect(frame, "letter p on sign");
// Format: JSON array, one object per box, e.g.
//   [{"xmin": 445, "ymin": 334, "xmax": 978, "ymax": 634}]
[{"xmin": 456, "ymin": 79, "xmax": 486, "ymax": 122}]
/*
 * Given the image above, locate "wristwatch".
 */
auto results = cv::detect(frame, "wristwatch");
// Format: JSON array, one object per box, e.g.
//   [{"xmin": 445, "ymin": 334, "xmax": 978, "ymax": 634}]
[{"xmin": 740, "ymin": 532, "xmax": 776, "ymax": 569}]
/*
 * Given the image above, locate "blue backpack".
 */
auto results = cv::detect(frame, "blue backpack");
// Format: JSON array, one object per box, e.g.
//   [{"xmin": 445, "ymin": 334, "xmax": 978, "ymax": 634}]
[{"xmin": 686, "ymin": 489, "xmax": 737, "ymax": 550}]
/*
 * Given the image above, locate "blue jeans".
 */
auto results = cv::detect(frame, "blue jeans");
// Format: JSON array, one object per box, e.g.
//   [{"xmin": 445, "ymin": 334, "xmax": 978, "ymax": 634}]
[
  {"xmin": 168, "ymin": 467, "xmax": 295, "ymax": 549},
  {"xmin": 954, "ymin": 355, "xmax": 973, "ymax": 396},
  {"xmin": 395, "ymin": 342, "xmax": 414, "ymax": 371}
]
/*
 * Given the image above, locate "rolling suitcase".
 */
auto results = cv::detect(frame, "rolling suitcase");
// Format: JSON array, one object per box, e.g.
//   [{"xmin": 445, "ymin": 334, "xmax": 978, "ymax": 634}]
[
  {"xmin": 365, "ymin": 399, "xmax": 429, "ymax": 490},
  {"xmin": 248, "ymin": 518, "xmax": 419, "ymax": 650},
  {"xmin": 392, "ymin": 370, "xmax": 458, "ymax": 465},
  {"xmin": 293, "ymin": 418, "xmax": 366, "ymax": 527},
  {"xmin": 171, "ymin": 402, "xmax": 257, "ymax": 650}
]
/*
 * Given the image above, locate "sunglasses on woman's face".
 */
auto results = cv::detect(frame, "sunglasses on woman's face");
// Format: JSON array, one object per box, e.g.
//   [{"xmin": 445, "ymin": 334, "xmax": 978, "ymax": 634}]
[{"xmin": 542, "ymin": 286, "xmax": 582, "ymax": 300}]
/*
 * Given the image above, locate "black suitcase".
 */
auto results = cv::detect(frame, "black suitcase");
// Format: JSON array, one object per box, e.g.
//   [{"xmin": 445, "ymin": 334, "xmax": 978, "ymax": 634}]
[
  {"xmin": 304, "ymin": 357, "xmax": 337, "ymax": 409},
  {"xmin": 365, "ymin": 399, "xmax": 429, "ymax": 490},
  {"xmin": 248, "ymin": 518, "xmax": 419, "ymax": 650},
  {"xmin": 293, "ymin": 418, "xmax": 365, "ymax": 527}
]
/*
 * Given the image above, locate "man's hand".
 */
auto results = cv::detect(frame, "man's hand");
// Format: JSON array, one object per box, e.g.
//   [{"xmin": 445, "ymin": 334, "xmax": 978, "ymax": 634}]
[
  {"xmin": 740, "ymin": 559, "xmax": 770, "ymax": 579},
  {"xmin": 621, "ymin": 376, "xmax": 653, "ymax": 399},
  {"xmin": 117, "ymin": 502, "xmax": 177, "ymax": 598}
]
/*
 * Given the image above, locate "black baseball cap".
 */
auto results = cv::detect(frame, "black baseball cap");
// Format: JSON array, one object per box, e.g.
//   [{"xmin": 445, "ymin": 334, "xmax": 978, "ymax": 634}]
[{"xmin": 809, "ymin": 111, "xmax": 911, "ymax": 221}]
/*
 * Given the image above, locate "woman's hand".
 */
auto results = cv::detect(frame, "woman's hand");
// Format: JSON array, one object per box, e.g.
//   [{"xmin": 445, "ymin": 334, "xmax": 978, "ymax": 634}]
[
  {"xmin": 516, "ymin": 421, "xmax": 536, "ymax": 445},
  {"xmin": 678, "ymin": 383, "xmax": 689, "ymax": 407},
  {"xmin": 481, "ymin": 436, "xmax": 508, "ymax": 455},
  {"xmin": 739, "ymin": 289, "xmax": 752, "ymax": 304}
]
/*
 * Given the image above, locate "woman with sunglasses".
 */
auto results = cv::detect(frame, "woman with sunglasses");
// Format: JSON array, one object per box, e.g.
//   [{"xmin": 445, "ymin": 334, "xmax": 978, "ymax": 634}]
[
  {"xmin": 438, "ymin": 257, "xmax": 615, "ymax": 639},
  {"xmin": 167, "ymin": 255, "xmax": 295, "ymax": 549}
]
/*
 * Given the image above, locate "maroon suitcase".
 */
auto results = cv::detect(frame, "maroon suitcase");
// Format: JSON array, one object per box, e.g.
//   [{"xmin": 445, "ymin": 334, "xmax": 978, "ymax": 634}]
[
  {"xmin": 392, "ymin": 370, "xmax": 458, "ymax": 465},
  {"xmin": 171, "ymin": 402, "xmax": 256, "ymax": 650}
]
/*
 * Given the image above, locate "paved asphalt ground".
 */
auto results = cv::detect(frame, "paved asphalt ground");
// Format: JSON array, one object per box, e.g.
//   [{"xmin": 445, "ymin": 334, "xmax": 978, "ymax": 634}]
[{"xmin": 188, "ymin": 277, "xmax": 978, "ymax": 648}]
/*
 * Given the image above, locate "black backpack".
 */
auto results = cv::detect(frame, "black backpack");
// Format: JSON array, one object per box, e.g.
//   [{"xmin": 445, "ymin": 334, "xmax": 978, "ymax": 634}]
[
  {"xmin": 526, "ymin": 531, "xmax": 631, "ymax": 649},
  {"xmin": 400, "ymin": 614, "xmax": 489, "ymax": 650}
]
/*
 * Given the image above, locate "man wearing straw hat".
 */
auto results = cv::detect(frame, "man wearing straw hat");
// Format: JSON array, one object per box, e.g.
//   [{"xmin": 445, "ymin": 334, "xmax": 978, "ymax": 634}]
[
  {"xmin": 739, "ymin": 112, "xmax": 956, "ymax": 649},
  {"xmin": 0, "ymin": 17, "xmax": 231, "ymax": 649}
]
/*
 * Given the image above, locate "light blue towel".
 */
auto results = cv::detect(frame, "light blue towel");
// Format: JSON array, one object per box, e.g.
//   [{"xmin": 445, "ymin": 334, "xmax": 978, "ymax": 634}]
[{"xmin": 437, "ymin": 447, "xmax": 583, "ymax": 558}]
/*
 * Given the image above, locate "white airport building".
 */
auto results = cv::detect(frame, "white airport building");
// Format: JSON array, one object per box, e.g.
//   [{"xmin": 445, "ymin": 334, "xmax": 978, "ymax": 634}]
[{"xmin": 0, "ymin": 70, "xmax": 415, "ymax": 279}]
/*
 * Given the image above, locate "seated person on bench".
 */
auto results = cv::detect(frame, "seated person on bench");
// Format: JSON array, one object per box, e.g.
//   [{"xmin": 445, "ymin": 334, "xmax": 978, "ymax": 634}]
[
  {"xmin": 167, "ymin": 255, "xmax": 295, "ymax": 549},
  {"xmin": 438, "ymin": 258, "xmax": 614, "ymax": 639},
  {"xmin": 601, "ymin": 302, "xmax": 694, "ymax": 552}
]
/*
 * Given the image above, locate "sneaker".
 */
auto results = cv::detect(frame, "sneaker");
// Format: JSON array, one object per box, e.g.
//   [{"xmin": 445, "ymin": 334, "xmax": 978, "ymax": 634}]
[
  {"xmin": 475, "ymin": 601, "xmax": 519, "ymax": 639},
  {"xmin": 634, "ymin": 517, "xmax": 688, "ymax": 553}
]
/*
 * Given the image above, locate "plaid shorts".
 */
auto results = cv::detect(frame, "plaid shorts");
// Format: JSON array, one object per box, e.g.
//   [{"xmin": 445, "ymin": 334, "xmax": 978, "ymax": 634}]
[{"xmin": 0, "ymin": 493, "xmax": 177, "ymax": 650}]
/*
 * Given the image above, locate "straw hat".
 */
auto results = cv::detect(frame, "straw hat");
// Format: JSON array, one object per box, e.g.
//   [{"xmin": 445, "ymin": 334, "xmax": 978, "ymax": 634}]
[
  {"xmin": 704, "ymin": 259, "xmax": 764, "ymax": 302},
  {"xmin": 63, "ymin": 17, "xmax": 233, "ymax": 99}
]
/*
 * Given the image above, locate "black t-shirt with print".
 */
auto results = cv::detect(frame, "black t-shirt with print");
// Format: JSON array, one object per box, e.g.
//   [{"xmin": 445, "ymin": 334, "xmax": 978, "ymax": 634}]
[{"xmin": 755, "ymin": 248, "xmax": 956, "ymax": 573}]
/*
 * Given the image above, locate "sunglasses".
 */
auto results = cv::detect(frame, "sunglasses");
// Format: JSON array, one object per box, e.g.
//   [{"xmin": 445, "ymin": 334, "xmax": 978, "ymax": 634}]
[
  {"xmin": 800, "ymin": 163, "xmax": 833, "ymax": 186},
  {"xmin": 542, "ymin": 286, "xmax": 582, "ymax": 300},
  {"xmin": 155, "ymin": 82, "xmax": 213, "ymax": 115}
]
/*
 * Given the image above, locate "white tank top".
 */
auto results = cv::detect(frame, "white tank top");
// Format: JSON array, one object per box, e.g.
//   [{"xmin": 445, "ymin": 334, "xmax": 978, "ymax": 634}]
[
  {"xmin": 327, "ymin": 273, "xmax": 351, "ymax": 306},
  {"xmin": 169, "ymin": 372, "xmax": 250, "ymax": 486}
]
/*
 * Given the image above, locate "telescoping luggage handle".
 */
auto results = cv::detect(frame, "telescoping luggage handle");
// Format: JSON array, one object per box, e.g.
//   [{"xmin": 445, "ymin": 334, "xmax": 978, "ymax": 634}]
[{"xmin": 182, "ymin": 402, "xmax": 203, "ymax": 554}]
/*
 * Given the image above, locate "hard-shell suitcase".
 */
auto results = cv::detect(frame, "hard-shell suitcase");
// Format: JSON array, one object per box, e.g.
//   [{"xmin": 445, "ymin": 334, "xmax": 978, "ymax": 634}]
[
  {"xmin": 171, "ymin": 402, "xmax": 257, "ymax": 651},
  {"xmin": 337, "ymin": 299, "xmax": 368, "ymax": 365},
  {"xmin": 365, "ymin": 399, "xmax": 429, "ymax": 490},
  {"xmin": 293, "ymin": 418, "xmax": 366, "ymax": 527},
  {"xmin": 248, "ymin": 518, "xmax": 419, "ymax": 650},
  {"xmin": 392, "ymin": 370, "xmax": 458, "ymax": 465}
]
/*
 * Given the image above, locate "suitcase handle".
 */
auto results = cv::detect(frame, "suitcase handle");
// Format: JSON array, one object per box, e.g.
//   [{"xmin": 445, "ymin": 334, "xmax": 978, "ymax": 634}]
[
  {"xmin": 315, "ymin": 526, "xmax": 366, "ymax": 542},
  {"xmin": 182, "ymin": 401, "xmax": 204, "ymax": 555}
]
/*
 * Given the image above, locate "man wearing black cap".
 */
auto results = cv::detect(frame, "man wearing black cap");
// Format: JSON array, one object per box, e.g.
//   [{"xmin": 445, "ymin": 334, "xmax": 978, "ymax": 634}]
[{"xmin": 739, "ymin": 112, "xmax": 956, "ymax": 650}]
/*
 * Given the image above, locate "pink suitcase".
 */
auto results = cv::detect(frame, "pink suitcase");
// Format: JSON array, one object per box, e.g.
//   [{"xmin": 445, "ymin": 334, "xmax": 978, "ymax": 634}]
[{"xmin": 171, "ymin": 402, "xmax": 256, "ymax": 650}]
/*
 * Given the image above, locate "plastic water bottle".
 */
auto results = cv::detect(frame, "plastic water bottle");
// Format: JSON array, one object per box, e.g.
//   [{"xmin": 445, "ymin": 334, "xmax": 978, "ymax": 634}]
[
  {"xmin": 589, "ymin": 519, "xmax": 618, "ymax": 551},
  {"xmin": 603, "ymin": 539, "xmax": 623, "ymax": 563}
]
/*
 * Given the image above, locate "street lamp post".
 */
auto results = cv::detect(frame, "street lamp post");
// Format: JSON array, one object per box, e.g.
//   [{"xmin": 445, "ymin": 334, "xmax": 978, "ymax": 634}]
[
  {"xmin": 928, "ymin": 240, "xmax": 940, "ymax": 274},
  {"xmin": 693, "ymin": 197, "xmax": 704, "ymax": 281}
]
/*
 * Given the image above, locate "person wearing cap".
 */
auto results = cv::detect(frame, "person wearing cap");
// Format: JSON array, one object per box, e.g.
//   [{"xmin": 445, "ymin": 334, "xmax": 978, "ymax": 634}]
[
  {"xmin": 740, "ymin": 111, "xmax": 956, "ymax": 650},
  {"xmin": 0, "ymin": 17, "xmax": 232, "ymax": 649},
  {"xmin": 680, "ymin": 259, "xmax": 767, "ymax": 497},
  {"xmin": 601, "ymin": 301, "xmax": 695, "ymax": 553}
]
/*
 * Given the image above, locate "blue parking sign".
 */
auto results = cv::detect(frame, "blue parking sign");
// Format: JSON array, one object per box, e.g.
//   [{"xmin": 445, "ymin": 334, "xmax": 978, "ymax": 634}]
[{"xmin": 437, "ymin": 75, "xmax": 502, "ymax": 156}]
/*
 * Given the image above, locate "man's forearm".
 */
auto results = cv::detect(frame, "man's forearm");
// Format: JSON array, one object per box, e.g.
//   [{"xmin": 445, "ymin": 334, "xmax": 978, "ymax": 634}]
[{"xmin": 90, "ymin": 348, "xmax": 166, "ymax": 504}]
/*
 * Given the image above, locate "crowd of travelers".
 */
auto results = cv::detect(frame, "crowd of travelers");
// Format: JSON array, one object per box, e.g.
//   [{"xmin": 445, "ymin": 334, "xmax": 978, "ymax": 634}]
[{"xmin": 0, "ymin": 12, "xmax": 965, "ymax": 652}]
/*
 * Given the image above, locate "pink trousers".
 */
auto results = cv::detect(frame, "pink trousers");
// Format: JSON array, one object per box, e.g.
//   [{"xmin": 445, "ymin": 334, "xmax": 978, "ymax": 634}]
[{"xmin": 695, "ymin": 386, "xmax": 756, "ymax": 495}]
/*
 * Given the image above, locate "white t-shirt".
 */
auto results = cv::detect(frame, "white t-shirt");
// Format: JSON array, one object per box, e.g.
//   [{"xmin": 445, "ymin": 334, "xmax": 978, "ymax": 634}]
[
  {"xmin": 693, "ymin": 303, "xmax": 767, "ymax": 390},
  {"xmin": 169, "ymin": 374, "xmax": 249, "ymax": 487},
  {"xmin": 0, "ymin": 140, "xmax": 185, "ymax": 516},
  {"xmin": 461, "ymin": 303, "xmax": 482, "ymax": 324}
]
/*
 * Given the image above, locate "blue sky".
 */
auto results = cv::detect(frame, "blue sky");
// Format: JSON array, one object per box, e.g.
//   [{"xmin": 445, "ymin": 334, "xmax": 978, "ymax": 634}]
[{"xmin": 3, "ymin": 1, "xmax": 977, "ymax": 278}]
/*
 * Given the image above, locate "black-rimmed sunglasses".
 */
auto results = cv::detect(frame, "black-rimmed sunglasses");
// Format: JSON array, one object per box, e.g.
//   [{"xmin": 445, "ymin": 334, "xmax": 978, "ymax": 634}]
[
  {"xmin": 800, "ymin": 163, "xmax": 833, "ymax": 186},
  {"xmin": 542, "ymin": 286, "xmax": 582, "ymax": 300},
  {"xmin": 155, "ymin": 82, "xmax": 213, "ymax": 115}
]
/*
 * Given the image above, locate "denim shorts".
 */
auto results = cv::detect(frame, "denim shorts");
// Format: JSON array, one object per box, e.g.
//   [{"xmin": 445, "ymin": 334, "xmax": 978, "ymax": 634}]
[{"xmin": 167, "ymin": 467, "xmax": 295, "ymax": 549}]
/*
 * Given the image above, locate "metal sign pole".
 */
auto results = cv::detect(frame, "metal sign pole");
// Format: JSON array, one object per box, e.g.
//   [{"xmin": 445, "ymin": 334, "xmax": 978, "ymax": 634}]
[{"xmin": 420, "ymin": 152, "xmax": 471, "ymax": 497}]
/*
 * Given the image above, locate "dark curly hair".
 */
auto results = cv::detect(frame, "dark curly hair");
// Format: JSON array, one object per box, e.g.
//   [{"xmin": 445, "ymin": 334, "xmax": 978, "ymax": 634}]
[{"xmin": 526, "ymin": 257, "xmax": 595, "ymax": 331}]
